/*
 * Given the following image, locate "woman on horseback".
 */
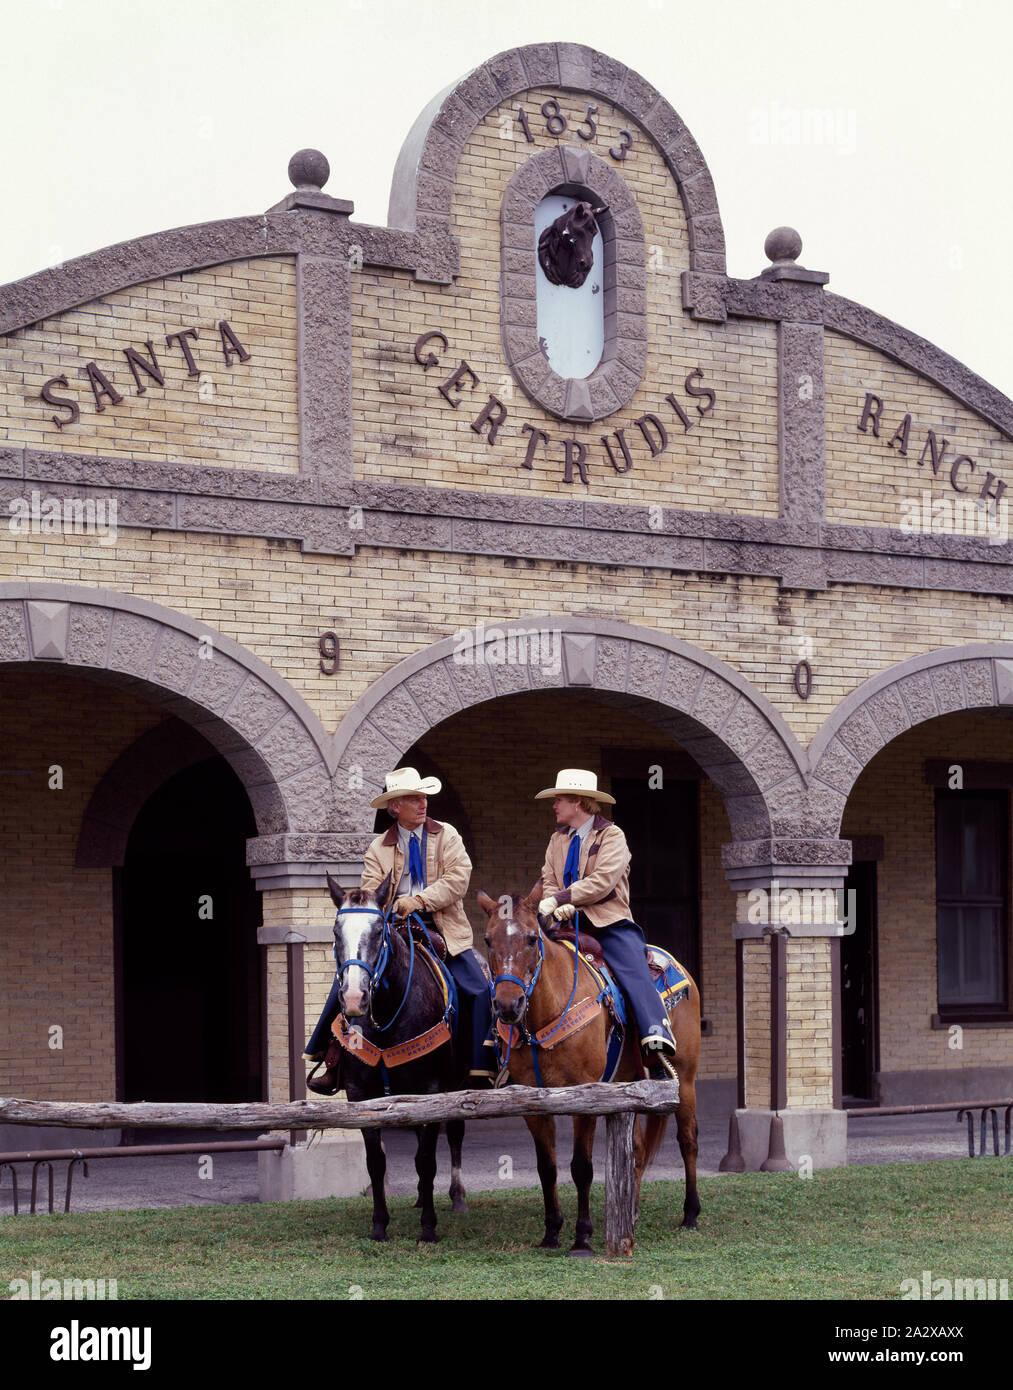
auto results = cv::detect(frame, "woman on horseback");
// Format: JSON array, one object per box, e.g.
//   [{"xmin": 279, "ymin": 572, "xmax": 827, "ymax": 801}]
[{"xmin": 535, "ymin": 768, "xmax": 678, "ymax": 1081}]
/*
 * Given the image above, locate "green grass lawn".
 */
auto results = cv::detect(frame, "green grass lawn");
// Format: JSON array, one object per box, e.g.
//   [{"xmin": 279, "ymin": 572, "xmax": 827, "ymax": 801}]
[{"xmin": 2, "ymin": 1161, "xmax": 1010, "ymax": 1300}]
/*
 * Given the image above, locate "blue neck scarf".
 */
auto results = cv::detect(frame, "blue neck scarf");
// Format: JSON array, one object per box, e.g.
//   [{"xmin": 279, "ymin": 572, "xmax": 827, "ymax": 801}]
[
  {"xmin": 408, "ymin": 831, "xmax": 425, "ymax": 892},
  {"xmin": 563, "ymin": 830, "xmax": 582, "ymax": 888}
]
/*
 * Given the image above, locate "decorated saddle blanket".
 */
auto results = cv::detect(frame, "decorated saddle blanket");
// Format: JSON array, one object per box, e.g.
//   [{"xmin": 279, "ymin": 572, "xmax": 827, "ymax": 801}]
[
  {"xmin": 329, "ymin": 940, "xmax": 458, "ymax": 1074},
  {"xmin": 552, "ymin": 940, "xmax": 691, "ymax": 1082}
]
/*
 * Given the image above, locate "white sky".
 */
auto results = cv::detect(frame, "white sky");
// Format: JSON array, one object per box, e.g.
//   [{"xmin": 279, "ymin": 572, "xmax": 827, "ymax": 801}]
[{"xmin": 3, "ymin": 0, "xmax": 1011, "ymax": 400}]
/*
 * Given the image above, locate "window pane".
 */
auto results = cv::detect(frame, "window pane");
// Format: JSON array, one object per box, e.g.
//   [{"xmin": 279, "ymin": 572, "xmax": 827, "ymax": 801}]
[
  {"xmin": 936, "ymin": 791, "xmax": 1007, "ymax": 1008},
  {"xmin": 936, "ymin": 800, "xmax": 962, "ymax": 897},
  {"xmin": 960, "ymin": 906, "xmax": 1003, "ymax": 1003},
  {"xmin": 961, "ymin": 801, "xmax": 1000, "ymax": 897},
  {"xmin": 937, "ymin": 905, "xmax": 961, "ymax": 1001}
]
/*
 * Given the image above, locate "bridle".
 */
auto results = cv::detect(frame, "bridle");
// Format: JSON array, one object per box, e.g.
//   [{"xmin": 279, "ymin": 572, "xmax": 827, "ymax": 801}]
[
  {"xmin": 488, "ymin": 928, "xmax": 545, "ymax": 1028},
  {"xmin": 333, "ymin": 904, "xmax": 415, "ymax": 1032},
  {"xmin": 488, "ymin": 913, "xmax": 584, "ymax": 1083}
]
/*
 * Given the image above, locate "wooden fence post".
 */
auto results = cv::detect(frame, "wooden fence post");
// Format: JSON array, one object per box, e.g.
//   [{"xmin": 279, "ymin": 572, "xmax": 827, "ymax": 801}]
[{"xmin": 605, "ymin": 1111, "xmax": 636, "ymax": 1258}]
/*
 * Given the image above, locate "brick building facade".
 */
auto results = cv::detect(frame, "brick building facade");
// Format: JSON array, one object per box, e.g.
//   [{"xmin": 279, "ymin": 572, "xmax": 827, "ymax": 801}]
[{"xmin": 2, "ymin": 43, "xmax": 1011, "ymax": 1169}]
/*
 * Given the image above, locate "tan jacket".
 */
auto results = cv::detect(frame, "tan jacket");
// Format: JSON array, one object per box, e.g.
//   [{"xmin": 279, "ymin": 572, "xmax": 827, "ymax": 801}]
[
  {"xmin": 540, "ymin": 813, "xmax": 632, "ymax": 928},
  {"xmin": 361, "ymin": 817, "xmax": 474, "ymax": 956}
]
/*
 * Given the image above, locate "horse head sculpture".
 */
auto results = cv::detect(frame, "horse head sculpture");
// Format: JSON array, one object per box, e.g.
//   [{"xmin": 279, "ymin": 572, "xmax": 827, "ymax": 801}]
[{"xmin": 537, "ymin": 201, "xmax": 607, "ymax": 288}]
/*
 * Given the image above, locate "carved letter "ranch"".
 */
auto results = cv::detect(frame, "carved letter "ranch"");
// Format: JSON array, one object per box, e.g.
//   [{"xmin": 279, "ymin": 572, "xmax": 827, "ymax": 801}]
[
  {"xmin": 858, "ymin": 391, "xmax": 1008, "ymax": 512},
  {"xmin": 39, "ymin": 320, "xmax": 252, "ymax": 430}
]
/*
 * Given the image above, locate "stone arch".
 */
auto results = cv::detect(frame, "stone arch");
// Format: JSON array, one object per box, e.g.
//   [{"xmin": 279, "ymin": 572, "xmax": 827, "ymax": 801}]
[
  {"xmin": 330, "ymin": 615, "xmax": 804, "ymax": 841},
  {"xmin": 500, "ymin": 145, "xmax": 647, "ymax": 420},
  {"xmin": 388, "ymin": 41, "xmax": 725, "ymax": 275},
  {"xmin": 76, "ymin": 717, "xmax": 220, "ymax": 867},
  {"xmin": 0, "ymin": 584, "xmax": 335, "ymax": 836},
  {"xmin": 808, "ymin": 644, "xmax": 1013, "ymax": 838}
]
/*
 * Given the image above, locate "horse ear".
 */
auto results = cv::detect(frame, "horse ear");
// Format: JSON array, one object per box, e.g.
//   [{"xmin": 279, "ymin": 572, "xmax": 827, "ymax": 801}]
[
  {"xmin": 525, "ymin": 879, "xmax": 543, "ymax": 909},
  {"xmin": 375, "ymin": 871, "xmax": 392, "ymax": 908},
  {"xmin": 476, "ymin": 890, "xmax": 498, "ymax": 916},
  {"xmin": 326, "ymin": 873, "xmax": 345, "ymax": 908}
]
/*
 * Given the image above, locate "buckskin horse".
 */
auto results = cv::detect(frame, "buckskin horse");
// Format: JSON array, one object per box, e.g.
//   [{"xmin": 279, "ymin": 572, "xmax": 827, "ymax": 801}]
[
  {"xmin": 321, "ymin": 872, "xmax": 468, "ymax": 1243},
  {"xmin": 477, "ymin": 884, "xmax": 701, "ymax": 1255}
]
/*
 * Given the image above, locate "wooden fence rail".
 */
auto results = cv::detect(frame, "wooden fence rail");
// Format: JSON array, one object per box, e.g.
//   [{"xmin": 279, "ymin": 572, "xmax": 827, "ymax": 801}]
[{"xmin": 0, "ymin": 1080, "xmax": 680, "ymax": 1258}]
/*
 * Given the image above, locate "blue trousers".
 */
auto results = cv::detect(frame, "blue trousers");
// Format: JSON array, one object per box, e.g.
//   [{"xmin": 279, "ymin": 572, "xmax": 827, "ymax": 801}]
[
  {"xmin": 305, "ymin": 947, "xmax": 494, "ymax": 1076},
  {"xmin": 588, "ymin": 918, "xmax": 671, "ymax": 1042}
]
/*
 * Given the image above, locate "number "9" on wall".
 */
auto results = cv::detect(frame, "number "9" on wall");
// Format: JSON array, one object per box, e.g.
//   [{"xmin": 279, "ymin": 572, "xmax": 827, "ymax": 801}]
[{"xmin": 319, "ymin": 631, "xmax": 340, "ymax": 675}]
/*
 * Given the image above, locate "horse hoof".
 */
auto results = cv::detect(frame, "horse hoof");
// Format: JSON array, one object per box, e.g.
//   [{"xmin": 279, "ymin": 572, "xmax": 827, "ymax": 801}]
[
  {"xmin": 539, "ymin": 1236, "xmax": 560, "ymax": 1250},
  {"xmin": 418, "ymin": 1232, "xmax": 439, "ymax": 1245},
  {"xmin": 451, "ymin": 1199, "xmax": 469, "ymax": 1214},
  {"xmin": 370, "ymin": 1229, "xmax": 389, "ymax": 1242},
  {"xmin": 680, "ymin": 1220, "xmax": 700, "ymax": 1232},
  {"xmin": 567, "ymin": 1246, "xmax": 593, "ymax": 1258}
]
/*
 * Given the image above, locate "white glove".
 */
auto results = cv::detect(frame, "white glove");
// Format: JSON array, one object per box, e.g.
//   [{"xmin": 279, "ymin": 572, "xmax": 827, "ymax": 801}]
[
  {"xmin": 538, "ymin": 896, "xmax": 558, "ymax": 917},
  {"xmin": 552, "ymin": 903, "xmax": 577, "ymax": 922}
]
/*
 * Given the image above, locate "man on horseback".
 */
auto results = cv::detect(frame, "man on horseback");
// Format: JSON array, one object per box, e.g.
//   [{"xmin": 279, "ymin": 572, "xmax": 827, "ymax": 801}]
[
  {"xmin": 304, "ymin": 767, "xmax": 495, "ymax": 1091},
  {"xmin": 535, "ymin": 768, "xmax": 678, "ymax": 1082}
]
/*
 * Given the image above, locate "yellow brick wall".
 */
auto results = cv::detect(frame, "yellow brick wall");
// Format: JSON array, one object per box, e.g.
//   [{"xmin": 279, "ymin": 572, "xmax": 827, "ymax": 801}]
[
  {"xmin": 265, "ymin": 948, "xmax": 290, "ymax": 1103},
  {"xmin": 786, "ymin": 938, "xmax": 833, "ymax": 1107},
  {"xmin": 825, "ymin": 330, "xmax": 1011, "ymax": 529},
  {"xmin": 699, "ymin": 779, "xmax": 736, "ymax": 1079},
  {"xmin": 261, "ymin": 887, "xmax": 333, "ymax": 1098},
  {"xmin": 742, "ymin": 939, "xmax": 770, "ymax": 1107},
  {"xmin": 0, "ymin": 258, "xmax": 299, "ymax": 471},
  {"xmin": 351, "ymin": 88, "xmax": 779, "ymax": 509},
  {"xmin": 842, "ymin": 710, "xmax": 1013, "ymax": 1078},
  {"xmin": 0, "ymin": 669, "xmax": 168, "ymax": 1098},
  {"xmin": 9, "ymin": 528, "xmax": 1013, "ymax": 753}
]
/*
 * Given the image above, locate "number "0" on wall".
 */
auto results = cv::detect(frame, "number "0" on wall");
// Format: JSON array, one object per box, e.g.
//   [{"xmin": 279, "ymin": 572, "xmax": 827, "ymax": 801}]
[{"xmin": 793, "ymin": 659, "xmax": 812, "ymax": 700}]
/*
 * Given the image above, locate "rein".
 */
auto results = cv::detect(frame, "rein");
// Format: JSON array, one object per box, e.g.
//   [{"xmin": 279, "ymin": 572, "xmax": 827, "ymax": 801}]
[
  {"xmin": 333, "ymin": 905, "xmax": 414, "ymax": 1033},
  {"xmin": 489, "ymin": 914, "xmax": 590, "ymax": 1086},
  {"xmin": 332, "ymin": 906, "xmax": 455, "ymax": 1091}
]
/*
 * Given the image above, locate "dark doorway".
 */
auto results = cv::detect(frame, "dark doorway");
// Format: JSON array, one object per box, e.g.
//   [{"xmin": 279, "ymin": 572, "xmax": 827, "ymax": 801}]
[
  {"xmin": 120, "ymin": 757, "xmax": 263, "ymax": 1102},
  {"xmin": 608, "ymin": 772, "xmax": 701, "ymax": 988},
  {"xmin": 841, "ymin": 859, "xmax": 879, "ymax": 1103}
]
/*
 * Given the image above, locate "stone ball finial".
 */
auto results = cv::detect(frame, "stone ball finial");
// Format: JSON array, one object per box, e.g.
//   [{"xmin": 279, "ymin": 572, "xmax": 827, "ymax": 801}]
[
  {"xmin": 764, "ymin": 226, "xmax": 803, "ymax": 266},
  {"xmin": 288, "ymin": 149, "xmax": 330, "ymax": 192}
]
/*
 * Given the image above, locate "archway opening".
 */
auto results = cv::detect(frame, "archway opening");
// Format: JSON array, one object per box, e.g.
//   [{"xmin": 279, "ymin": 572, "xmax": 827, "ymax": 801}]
[
  {"xmin": 397, "ymin": 687, "xmax": 713, "ymax": 1003},
  {"xmin": 120, "ymin": 757, "xmax": 263, "ymax": 1102}
]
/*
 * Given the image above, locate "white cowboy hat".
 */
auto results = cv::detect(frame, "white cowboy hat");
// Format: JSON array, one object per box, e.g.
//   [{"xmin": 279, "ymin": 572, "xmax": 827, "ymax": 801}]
[
  {"xmin": 370, "ymin": 766, "xmax": 442, "ymax": 809},
  {"xmin": 534, "ymin": 768, "xmax": 616, "ymax": 805}
]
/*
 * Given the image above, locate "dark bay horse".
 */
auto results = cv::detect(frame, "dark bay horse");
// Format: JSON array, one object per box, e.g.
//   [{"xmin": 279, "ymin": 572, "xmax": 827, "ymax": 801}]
[
  {"xmin": 477, "ymin": 885, "xmax": 701, "ymax": 1255},
  {"xmin": 324, "ymin": 872, "xmax": 467, "ymax": 1243}
]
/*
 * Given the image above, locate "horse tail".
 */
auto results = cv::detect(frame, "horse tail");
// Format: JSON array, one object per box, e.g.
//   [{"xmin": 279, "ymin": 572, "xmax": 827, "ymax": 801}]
[{"xmin": 641, "ymin": 1113, "xmax": 668, "ymax": 1172}]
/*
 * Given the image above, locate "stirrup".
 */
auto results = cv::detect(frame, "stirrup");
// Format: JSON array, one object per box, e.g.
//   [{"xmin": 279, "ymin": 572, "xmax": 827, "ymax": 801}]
[{"xmin": 305, "ymin": 1059, "xmax": 339, "ymax": 1096}]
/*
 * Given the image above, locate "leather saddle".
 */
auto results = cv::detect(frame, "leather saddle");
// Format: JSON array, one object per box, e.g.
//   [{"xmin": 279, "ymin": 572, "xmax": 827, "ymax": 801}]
[
  {"xmin": 547, "ymin": 924, "xmax": 668, "ymax": 983},
  {"xmin": 548, "ymin": 924, "xmax": 604, "ymax": 964},
  {"xmin": 395, "ymin": 916, "xmax": 447, "ymax": 961}
]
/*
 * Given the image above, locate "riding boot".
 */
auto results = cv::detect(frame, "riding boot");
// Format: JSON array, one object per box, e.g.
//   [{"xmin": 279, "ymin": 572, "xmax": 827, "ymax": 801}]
[
  {"xmin": 642, "ymin": 1022, "xmax": 678, "ymax": 1082},
  {"xmin": 305, "ymin": 1058, "xmax": 340, "ymax": 1096}
]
